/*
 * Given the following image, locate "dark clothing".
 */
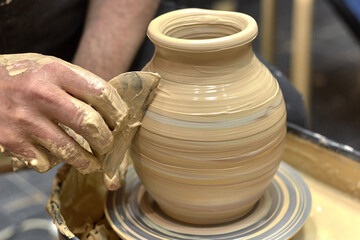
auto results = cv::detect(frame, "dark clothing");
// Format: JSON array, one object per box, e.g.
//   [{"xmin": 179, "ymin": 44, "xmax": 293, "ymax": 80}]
[
  {"xmin": 0, "ymin": 0, "xmax": 308, "ymax": 128},
  {"xmin": 0, "ymin": 0, "xmax": 88, "ymax": 61},
  {"xmin": 264, "ymin": 61, "xmax": 308, "ymax": 128}
]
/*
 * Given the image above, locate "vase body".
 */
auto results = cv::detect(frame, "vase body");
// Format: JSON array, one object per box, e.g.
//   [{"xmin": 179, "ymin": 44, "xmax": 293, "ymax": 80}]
[{"xmin": 130, "ymin": 8, "xmax": 287, "ymax": 225}]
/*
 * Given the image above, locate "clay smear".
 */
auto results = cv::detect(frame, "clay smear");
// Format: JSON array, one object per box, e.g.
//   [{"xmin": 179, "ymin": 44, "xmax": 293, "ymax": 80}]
[
  {"xmin": 47, "ymin": 164, "xmax": 108, "ymax": 239},
  {"xmin": 101, "ymin": 72, "xmax": 160, "ymax": 179},
  {"xmin": 0, "ymin": 53, "xmax": 128, "ymax": 173},
  {"xmin": 1, "ymin": 54, "xmax": 160, "ymax": 179}
]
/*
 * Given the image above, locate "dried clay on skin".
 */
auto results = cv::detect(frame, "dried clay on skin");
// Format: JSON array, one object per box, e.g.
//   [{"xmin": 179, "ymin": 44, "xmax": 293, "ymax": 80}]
[
  {"xmin": 0, "ymin": 53, "xmax": 132, "ymax": 174},
  {"xmin": 61, "ymin": 72, "xmax": 160, "ymax": 187}
]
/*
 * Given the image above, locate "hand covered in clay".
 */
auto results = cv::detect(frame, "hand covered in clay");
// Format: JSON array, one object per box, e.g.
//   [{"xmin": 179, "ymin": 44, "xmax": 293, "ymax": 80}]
[{"xmin": 0, "ymin": 53, "xmax": 128, "ymax": 174}]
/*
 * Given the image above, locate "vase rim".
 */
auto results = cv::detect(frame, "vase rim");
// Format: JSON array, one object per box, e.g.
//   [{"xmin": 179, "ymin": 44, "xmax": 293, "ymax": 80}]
[{"xmin": 147, "ymin": 8, "xmax": 258, "ymax": 53}]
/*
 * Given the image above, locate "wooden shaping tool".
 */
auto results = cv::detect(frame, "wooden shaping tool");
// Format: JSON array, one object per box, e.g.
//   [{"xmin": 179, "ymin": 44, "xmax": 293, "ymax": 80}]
[{"xmin": 102, "ymin": 72, "xmax": 160, "ymax": 178}]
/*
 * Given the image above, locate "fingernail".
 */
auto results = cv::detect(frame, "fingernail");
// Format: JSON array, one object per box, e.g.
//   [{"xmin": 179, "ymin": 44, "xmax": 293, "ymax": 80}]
[
  {"xmin": 29, "ymin": 158, "xmax": 51, "ymax": 172},
  {"xmin": 103, "ymin": 173, "xmax": 121, "ymax": 191}
]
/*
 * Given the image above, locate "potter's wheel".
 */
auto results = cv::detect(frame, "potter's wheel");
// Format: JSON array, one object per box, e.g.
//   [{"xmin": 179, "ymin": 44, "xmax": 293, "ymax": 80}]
[{"xmin": 105, "ymin": 162, "xmax": 311, "ymax": 240}]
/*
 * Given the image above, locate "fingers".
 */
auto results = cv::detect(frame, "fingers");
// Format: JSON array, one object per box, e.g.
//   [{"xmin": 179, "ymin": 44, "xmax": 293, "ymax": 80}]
[
  {"xmin": 55, "ymin": 62, "xmax": 128, "ymax": 132},
  {"xmin": 1, "ymin": 54, "xmax": 135, "ymax": 175},
  {"xmin": 1, "ymin": 118, "xmax": 101, "ymax": 174},
  {"xmin": 31, "ymin": 118, "xmax": 101, "ymax": 174},
  {"xmin": 4, "ymin": 142, "xmax": 55, "ymax": 173},
  {"xmin": 35, "ymin": 86, "xmax": 113, "ymax": 156},
  {"xmin": 66, "ymin": 98, "xmax": 114, "ymax": 155}
]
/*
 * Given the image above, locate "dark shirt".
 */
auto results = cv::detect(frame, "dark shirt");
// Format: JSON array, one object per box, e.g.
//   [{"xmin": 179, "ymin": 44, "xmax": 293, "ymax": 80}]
[{"xmin": 0, "ymin": 0, "xmax": 88, "ymax": 61}]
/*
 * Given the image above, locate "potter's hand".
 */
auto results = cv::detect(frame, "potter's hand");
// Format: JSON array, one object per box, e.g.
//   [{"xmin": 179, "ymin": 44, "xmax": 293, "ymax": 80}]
[{"xmin": 0, "ymin": 53, "xmax": 127, "ymax": 174}]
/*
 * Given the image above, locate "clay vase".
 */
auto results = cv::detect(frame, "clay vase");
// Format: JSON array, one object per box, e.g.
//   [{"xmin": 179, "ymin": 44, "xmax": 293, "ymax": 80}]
[{"xmin": 130, "ymin": 8, "xmax": 287, "ymax": 225}]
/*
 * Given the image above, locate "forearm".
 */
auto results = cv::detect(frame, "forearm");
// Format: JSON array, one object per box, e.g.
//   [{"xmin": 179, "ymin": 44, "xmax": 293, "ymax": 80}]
[{"xmin": 73, "ymin": 0, "xmax": 160, "ymax": 80}]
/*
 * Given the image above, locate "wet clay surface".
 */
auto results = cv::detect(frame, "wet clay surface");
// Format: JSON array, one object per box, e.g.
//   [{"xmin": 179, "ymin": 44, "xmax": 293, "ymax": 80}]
[{"xmin": 131, "ymin": 9, "xmax": 287, "ymax": 224}]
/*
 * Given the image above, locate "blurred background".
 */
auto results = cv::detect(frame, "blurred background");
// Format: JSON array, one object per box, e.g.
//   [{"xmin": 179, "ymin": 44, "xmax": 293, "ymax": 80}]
[
  {"xmin": 209, "ymin": 0, "xmax": 360, "ymax": 150},
  {"xmin": 0, "ymin": 0, "xmax": 359, "ymax": 239}
]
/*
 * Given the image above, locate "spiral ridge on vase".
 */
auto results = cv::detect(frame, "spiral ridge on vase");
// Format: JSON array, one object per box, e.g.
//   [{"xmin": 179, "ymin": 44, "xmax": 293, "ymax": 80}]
[{"xmin": 130, "ymin": 8, "xmax": 287, "ymax": 225}]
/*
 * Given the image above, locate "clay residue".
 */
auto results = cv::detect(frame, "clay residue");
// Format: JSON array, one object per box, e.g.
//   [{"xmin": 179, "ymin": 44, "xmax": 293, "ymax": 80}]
[
  {"xmin": 102, "ymin": 152, "xmax": 131, "ymax": 191},
  {"xmin": 0, "ymin": 54, "xmax": 160, "ymax": 180},
  {"xmin": 46, "ymin": 164, "xmax": 108, "ymax": 239},
  {"xmin": 47, "ymin": 159, "xmax": 135, "ymax": 239},
  {"xmin": 9, "ymin": 147, "xmax": 55, "ymax": 173},
  {"xmin": 81, "ymin": 221, "xmax": 118, "ymax": 240},
  {"xmin": 0, "ymin": 53, "xmax": 127, "ymax": 174},
  {"xmin": 69, "ymin": 98, "xmax": 114, "ymax": 156},
  {"xmin": 64, "ymin": 61, "xmax": 129, "ymax": 133},
  {"xmin": 100, "ymin": 72, "xmax": 160, "ymax": 180},
  {"xmin": 0, "ymin": 53, "xmax": 69, "ymax": 77},
  {"xmin": 0, "ymin": 144, "xmax": 5, "ymax": 153},
  {"xmin": 60, "ymin": 71, "xmax": 160, "ymax": 185}
]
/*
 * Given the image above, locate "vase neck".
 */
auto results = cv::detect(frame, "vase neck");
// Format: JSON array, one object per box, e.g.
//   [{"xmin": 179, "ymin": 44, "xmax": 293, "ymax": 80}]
[
  {"xmin": 155, "ymin": 40, "xmax": 253, "ymax": 61},
  {"xmin": 146, "ymin": 9, "xmax": 259, "ymax": 84},
  {"xmin": 148, "ymin": 43, "xmax": 257, "ymax": 85}
]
